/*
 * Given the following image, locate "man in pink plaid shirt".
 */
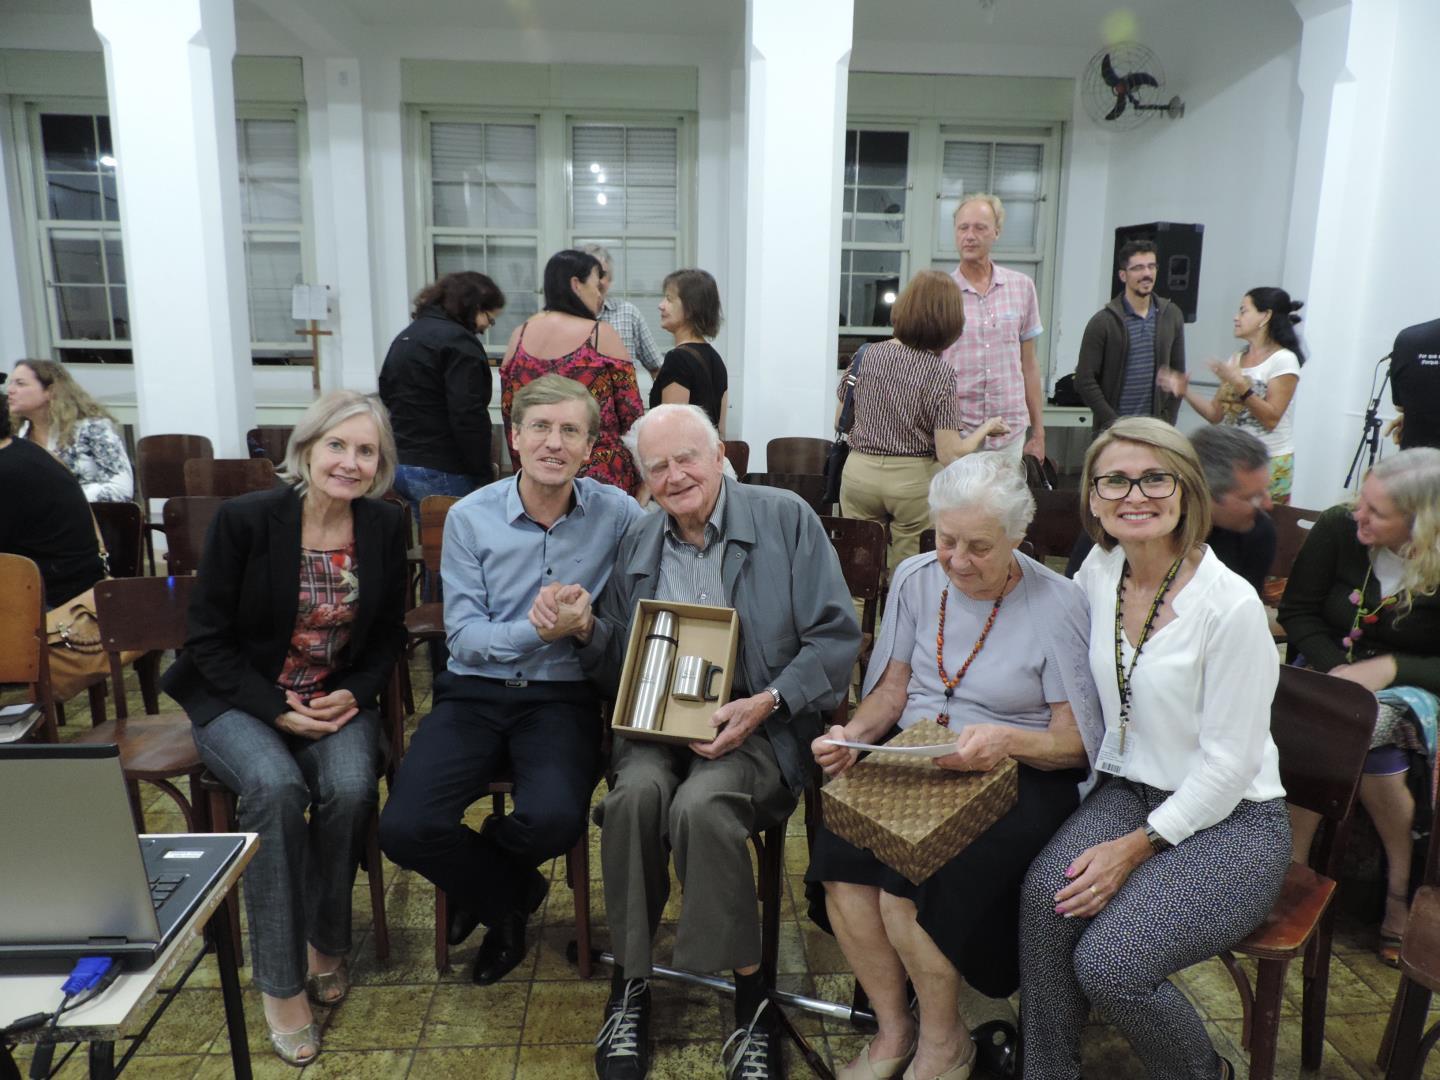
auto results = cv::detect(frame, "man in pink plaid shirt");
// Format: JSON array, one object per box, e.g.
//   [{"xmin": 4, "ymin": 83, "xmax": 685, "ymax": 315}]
[{"xmin": 940, "ymin": 193, "xmax": 1046, "ymax": 461}]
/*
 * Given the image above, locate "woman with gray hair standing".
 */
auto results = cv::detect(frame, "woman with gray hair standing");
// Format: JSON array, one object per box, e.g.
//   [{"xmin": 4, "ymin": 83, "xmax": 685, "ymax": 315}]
[
  {"xmin": 1021, "ymin": 417, "xmax": 1288, "ymax": 1080},
  {"xmin": 162, "ymin": 390, "xmax": 408, "ymax": 1067},
  {"xmin": 809, "ymin": 453, "xmax": 1102, "ymax": 1080}
]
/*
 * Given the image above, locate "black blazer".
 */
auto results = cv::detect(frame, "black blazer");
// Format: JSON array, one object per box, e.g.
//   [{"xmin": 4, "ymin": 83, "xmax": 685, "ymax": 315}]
[{"xmin": 162, "ymin": 485, "xmax": 408, "ymax": 726}]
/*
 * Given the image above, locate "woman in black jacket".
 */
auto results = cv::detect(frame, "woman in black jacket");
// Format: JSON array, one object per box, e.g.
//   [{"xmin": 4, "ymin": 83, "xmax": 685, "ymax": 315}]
[
  {"xmin": 163, "ymin": 391, "xmax": 407, "ymax": 1067},
  {"xmin": 378, "ymin": 272, "xmax": 505, "ymax": 504}
]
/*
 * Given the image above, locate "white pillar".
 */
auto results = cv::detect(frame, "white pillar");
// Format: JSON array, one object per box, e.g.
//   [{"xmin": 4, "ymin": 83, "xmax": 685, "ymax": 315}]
[
  {"xmin": 740, "ymin": 0, "xmax": 853, "ymax": 469},
  {"xmin": 91, "ymin": 0, "xmax": 253, "ymax": 455},
  {"xmin": 0, "ymin": 112, "xmax": 33, "ymax": 365}
]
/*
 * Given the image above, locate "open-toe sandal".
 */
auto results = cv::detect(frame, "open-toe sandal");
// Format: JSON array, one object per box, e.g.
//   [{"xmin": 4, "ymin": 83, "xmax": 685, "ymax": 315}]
[
  {"xmin": 1380, "ymin": 891, "xmax": 1408, "ymax": 968},
  {"xmin": 305, "ymin": 961, "xmax": 350, "ymax": 1007},
  {"xmin": 268, "ymin": 1020, "xmax": 322, "ymax": 1067}
]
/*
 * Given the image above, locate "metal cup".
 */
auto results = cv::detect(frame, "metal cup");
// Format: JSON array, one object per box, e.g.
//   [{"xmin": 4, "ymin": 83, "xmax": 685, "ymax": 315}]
[{"xmin": 671, "ymin": 655, "xmax": 723, "ymax": 702}]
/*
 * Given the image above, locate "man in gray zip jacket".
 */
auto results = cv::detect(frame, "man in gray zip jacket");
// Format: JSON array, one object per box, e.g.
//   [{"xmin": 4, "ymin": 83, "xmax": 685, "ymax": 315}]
[{"xmin": 1074, "ymin": 240, "xmax": 1187, "ymax": 436}]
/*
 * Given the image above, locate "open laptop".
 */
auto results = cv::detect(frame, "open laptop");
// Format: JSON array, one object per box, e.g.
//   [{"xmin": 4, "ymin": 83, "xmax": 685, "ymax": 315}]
[{"xmin": 0, "ymin": 744, "xmax": 245, "ymax": 973}]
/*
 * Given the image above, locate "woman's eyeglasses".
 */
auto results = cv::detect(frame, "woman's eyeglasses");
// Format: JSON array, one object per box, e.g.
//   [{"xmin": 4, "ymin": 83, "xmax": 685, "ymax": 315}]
[{"xmin": 1091, "ymin": 472, "xmax": 1178, "ymax": 500}]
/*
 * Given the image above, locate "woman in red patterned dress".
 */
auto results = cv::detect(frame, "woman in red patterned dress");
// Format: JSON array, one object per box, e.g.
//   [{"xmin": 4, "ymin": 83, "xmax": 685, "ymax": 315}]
[{"xmin": 500, "ymin": 249, "xmax": 646, "ymax": 498}]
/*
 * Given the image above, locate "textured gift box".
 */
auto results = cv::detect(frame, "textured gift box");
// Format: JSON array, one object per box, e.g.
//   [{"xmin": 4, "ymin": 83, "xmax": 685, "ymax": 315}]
[{"xmin": 820, "ymin": 719, "xmax": 1019, "ymax": 884}]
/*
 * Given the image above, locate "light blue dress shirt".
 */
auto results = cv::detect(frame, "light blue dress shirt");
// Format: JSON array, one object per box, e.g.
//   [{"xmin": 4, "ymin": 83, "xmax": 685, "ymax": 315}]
[{"xmin": 442, "ymin": 475, "xmax": 645, "ymax": 682}]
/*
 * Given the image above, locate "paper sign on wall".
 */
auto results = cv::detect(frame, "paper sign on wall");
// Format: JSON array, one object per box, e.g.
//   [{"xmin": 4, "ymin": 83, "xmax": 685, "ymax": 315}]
[{"xmin": 291, "ymin": 284, "xmax": 331, "ymax": 321}]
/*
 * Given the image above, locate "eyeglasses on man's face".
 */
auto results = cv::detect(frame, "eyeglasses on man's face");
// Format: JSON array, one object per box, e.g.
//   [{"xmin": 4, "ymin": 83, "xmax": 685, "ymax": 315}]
[
  {"xmin": 1091, "ymin": 472, "xmax": 1178, "ymax": 500},
  {"xmin": 520, "ymin": 419, "xmax": 591, "ymax": 446}
]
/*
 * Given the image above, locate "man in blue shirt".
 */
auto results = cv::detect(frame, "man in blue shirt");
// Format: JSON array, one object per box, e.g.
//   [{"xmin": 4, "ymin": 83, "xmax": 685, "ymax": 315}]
[{"xmin": 379, "ymin": 375, "xmax": 644, "ymax": 985}]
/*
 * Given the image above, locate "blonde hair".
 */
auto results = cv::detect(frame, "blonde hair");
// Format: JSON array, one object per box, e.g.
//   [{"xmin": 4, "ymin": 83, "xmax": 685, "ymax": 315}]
[
  {"xmin": 281, "ymin": 390, "xmax": 397, "ymax": 499},
  {"xmin": 953, "ymin": 192, "xmax": 1006, "ymax": 232},
  {"xmin": 512, "ymin": 374, "xmax": 600, "ymax": 437},
  {"xmin": 1080, "ymin": 418, "xmax": 1212, "ymax": 554},
  {"xmin": 9, "ymin": 359, "xmax": 119, "ymax": 450},
  {"xmin": 1367, "ymin": 448, "xmax": 1440, "ymax": 614}
]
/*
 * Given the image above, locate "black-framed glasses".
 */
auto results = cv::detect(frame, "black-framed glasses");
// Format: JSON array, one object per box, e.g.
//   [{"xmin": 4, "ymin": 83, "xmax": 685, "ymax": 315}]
[{"xmin": 1092, "ymin": 472, "xmax": 1178, "ymax": 500}]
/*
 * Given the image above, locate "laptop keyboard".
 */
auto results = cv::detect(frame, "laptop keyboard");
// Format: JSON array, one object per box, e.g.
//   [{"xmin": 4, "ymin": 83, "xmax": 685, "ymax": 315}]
[{"xmin": 148, "ymin": 872, "xmax": 188, "ymax": 910}]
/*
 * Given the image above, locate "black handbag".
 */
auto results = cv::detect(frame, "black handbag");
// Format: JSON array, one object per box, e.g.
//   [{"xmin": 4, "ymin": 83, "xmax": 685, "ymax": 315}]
[{"xmin": 824, "ymin": 345, "xmax": 868, "ymax": 505}]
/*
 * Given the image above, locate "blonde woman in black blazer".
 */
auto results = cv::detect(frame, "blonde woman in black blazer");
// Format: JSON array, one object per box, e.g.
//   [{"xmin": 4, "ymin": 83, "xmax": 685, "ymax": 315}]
[{"xmin": 163, "ymin": 391, "xmax": 407, "ymax": 1067}]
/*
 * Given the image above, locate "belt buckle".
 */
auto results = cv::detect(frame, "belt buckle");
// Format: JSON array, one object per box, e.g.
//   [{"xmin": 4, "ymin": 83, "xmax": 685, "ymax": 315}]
[{"xmin": 505, "ymin": 679, "xmax": 529, "ymax": 688}]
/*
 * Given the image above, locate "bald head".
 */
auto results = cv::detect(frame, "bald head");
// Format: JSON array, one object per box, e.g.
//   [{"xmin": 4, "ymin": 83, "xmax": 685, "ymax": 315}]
[{"xmin": 630, "ymin": 405, "xmax": 726, "ymax": 537}]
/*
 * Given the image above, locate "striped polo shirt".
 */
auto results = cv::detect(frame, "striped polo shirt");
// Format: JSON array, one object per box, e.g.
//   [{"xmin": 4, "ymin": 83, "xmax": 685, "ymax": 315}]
[{"xmin": 1117, "ymin": 296, "xmax": 1158, "ymax": 416}]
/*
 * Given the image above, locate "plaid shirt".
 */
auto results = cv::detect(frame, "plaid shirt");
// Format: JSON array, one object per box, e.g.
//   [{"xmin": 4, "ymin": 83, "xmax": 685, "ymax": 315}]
[
  {"xmin": 941, "ymin": 262, "xmax": 1043, "ymax": 450},
  {"xmin": 599, "ymin": 297, "xmax": 664, "ymax": 374}
]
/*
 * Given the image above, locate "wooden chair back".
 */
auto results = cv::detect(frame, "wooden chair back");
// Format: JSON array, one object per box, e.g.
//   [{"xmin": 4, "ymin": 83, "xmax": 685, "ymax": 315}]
[
  {"xmin": 245, "ymin": 425, "xmax": 294, "ymax": 463},
  {"xmin": 492, "ymin": 428, "xmax": 513, "ymax": 478},
  {"xmin": 162, "ymin": 496, "xmax": 226, "ymax": 576},
  {"xmin": 90, "ymin": 500, "xmax": 145, "ymax": 578},
  {"xmin": 1273, "ymin": 665, "xmax": 1377, "ymax": 877},
  {"xmin": 0, "ymin": 554, "xmax": 56, "ymax": 741},
  {"xmin": 419, "ymin": 495, "xmax": 461, "ymax": 575},
  {"xmin": 183, "ymin": 457, "xmax": 276, "ymax": 497},
  {"xmin": 743, "ymin": 472, "xmax": 830, "ymax": 515},
  {"xmin": 1024, "ymin": 488, "xmax": 1085, "ymax": 563},
  {"xmin": 766, "ymin": 437, "xmax": 832, "ymax": 476},
  {"xmin": 919, "ymin": 528, "xmax": 935, "ymax": 554},
  {"xmin": 723, "ymin": 439, "xmax": 751, "ymax": 478},
  {"xmin": 94, "ymin": 575, "xmax": 197, "ymax": 720},
  {"xmin": 136, "ymin": 434, "xmax": 213, "ymax": 503},
  {"xmin": 1268, "ymin": 503, "xmax": 1323, "ymax": 581},
  {"xmin": 820, "ymin": 516, "xmax": 886, "ymax": 639}
]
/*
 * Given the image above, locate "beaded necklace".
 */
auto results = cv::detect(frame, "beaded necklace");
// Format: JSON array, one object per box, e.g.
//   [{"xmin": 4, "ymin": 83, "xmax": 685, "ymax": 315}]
[
  {"xmin": 1343, "ymin": 563, "xmax": 1399, "ymax": 661},
  {"xmin": 1111, "ymin": 555, "xmax": 1184, "ymax": 754},
  {"xmin": 934, "ymin": 564, "xmax": 1013, "ymax": 727}
]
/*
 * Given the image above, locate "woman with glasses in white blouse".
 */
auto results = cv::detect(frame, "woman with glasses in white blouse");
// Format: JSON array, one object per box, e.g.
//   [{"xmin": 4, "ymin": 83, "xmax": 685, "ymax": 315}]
[{"xmin": 1019, "ymin": 418, "xmax": 1289, "ymax": 1080}]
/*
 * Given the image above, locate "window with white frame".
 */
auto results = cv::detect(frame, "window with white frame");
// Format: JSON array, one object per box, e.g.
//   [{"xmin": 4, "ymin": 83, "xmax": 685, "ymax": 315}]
[
  {"xmin": 418, "ymin": 111, "xmax": 689, "ymax": 354},
  {"xmin": 19, "ymin": 102, "xmax": 309, "ymax": 365},
  {"xmin": 840, "ymin": 121, "xmax": 1061, "ymax": 377}
]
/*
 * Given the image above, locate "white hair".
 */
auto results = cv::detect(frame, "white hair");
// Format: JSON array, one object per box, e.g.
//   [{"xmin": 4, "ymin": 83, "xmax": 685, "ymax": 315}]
[
  {"xmin": 953, "ymin": 192, "xmax": 1006, "ymax": 232},
  {"xmin": 623, "ymin": 403, "xmax": 720, "ymax": 460},
  {"xmin": 928, "ymin": 452, "xmax": 1034, "ymax": 540},
  {"xmin": 579, "ymin": 243, "xmax": 613, "ymax": 273}
]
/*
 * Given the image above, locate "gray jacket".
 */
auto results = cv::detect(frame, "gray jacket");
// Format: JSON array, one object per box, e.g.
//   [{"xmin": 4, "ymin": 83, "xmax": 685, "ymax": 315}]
[
  {"xmin": 578, "ymin": 477, "xmax": 860, "ymax": 791},
  {"xmin": 1074, "ymin": 294, "xmax": 1187, "ymax": 434}
]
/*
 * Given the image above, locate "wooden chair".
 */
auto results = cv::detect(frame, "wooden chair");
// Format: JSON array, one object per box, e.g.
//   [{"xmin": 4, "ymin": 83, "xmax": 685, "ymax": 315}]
[
  {"xmin": 66, "ymin": 576, "xmax": 207, "ymax": 833},
  {"xmin": 820, "ymin": 516, "xmax": 886, "ymax": 665},
  {"xmin": 183, "ymin": 457, "xmax": 276, "ymax": 497},
  {"xmin": 1217, "ymin": 665, "xmax": 1378, "ymax": 1080},
  {"xmin": 1022, "ymin": 488, "xmax": 1084, "ymax": 563},
  {"xmin": 1261, "ymin": 503, "xmax": 1323, "ymax": 607},
  {"xmin": 492, "ymin": 427, "xmax": 513, "ymax": 478},
  {"xmin": 90, "ymin": 500, "xmax": 145, "ymax": 579},
  {"xmin": 162, "ymin": 496, "xmax": 227, "ymax": 576},
  {"xmin": 766, "ymin": 436, "xmax": 831, "ymax": 476},
  {"xmin": 0, "ymin": 554, "xmax": 59, "ymax": 742},
  {"xmin": 402, "ymin": 495, "xmax": 460, "ymax": 679},
  {"xmin": 136, "ymin": 434, "xmax": 213, "ymax": 572},
  {"xmin": 743, "ymin": 472, "xmax": 830, "ymax": 516},
  {"xmin": 723, "ymin": 439, "xmax": 750, "ymax": 478},
  {"xmin": 1378, "ymin": 742, "xmax": 1440, "ymax": 1077},
  {"xmin": 245, "ymin": 425, "xmax": 293, "ymax": 463},
  {"xmin": 919, "ymin": 528, "xmax": 935, "ymax": 554}
]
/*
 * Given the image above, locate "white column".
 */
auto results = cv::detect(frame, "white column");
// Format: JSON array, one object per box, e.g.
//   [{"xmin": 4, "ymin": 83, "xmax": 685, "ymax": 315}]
[
  {"xmin": 739, "ymin": 0, "xmax": 853, "ymax": 469},
  {"xmin": 0, "ymin": 114, "xmax": 33, "ymax": 364},
  {"xmin": 91, "ymin": 0, "xmax": 253, "ymax": 455}
]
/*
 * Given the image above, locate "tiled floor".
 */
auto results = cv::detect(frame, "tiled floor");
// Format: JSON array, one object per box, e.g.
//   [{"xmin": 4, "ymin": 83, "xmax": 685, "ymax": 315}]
[{"xmin": 8, "ymin": 662, "xmax": 1439, "ymax": 1079}]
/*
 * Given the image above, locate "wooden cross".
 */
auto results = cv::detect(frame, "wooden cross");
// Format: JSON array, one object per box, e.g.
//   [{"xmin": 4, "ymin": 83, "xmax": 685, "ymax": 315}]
[{"xmin": 294, "ymin": 320, "xmax": 331, "ymax": 396}]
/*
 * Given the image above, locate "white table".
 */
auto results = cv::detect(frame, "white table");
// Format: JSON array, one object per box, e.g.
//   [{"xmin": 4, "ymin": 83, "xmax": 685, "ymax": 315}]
[{"xmin": 0, "ymin": 834, "xmax": 257, "ymax": 1079}]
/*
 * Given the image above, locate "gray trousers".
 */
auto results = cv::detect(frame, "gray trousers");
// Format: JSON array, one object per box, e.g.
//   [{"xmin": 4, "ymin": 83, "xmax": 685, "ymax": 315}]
[
  {"xmin": 598, "ymin": 732, "xmax": 796, "ymax": 979},
  {"xmin": 193, "ymin": 707, "xmax": 380, "ymax": 997},
  {"xmin": 1019, "ymin": 778, "xmax": 1290, "ymax": 1080}
]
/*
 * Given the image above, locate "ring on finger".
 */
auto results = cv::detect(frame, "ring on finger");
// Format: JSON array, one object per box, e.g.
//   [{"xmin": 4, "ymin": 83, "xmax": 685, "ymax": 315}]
[{"xmin": 1089, "ymin": 885, "xmax": 1099, "ymax": 898}]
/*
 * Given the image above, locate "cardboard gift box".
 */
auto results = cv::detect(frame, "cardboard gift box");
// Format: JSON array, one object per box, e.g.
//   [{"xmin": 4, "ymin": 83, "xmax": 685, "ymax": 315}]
[
  {"xmin": 611, "ymin": 599, "xmax": 740, "ymax": 744},
  {"xmin": 820, "ymin": 719, "xmax": 1019, "ymax": 884}
]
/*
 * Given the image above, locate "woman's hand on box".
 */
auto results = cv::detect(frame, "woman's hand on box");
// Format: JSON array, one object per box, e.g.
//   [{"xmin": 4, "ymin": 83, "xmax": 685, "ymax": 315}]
[
  {"xmin": 813, "ymin": 724, "xmax": 859, "ymax": 777},
  {"xmin": 934, "ymin": 724, "xmax": 1012, "ymax": 773}
]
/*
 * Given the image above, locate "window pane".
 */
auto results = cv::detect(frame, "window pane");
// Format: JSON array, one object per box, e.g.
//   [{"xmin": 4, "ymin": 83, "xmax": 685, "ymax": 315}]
[
  {"xmin": 41, "ymin": 114, "xmax": 97, "ymax": 172},
  {"xmin": 58, "ymin": 347, "xmax": 132, "ymax": 365},
  {"xmin": 245, "ymin": 237, "xmax": 302, "ymax": 342},
  {"xmin": 48, "ymin": 175, "xmax": 101, "ymax": 221},
  {"xmin": 855, "ymin": 131, "xmax": 907, "ymax": 187},
  {"xmin": 53, "ymin": 285, "xmax": 111, "ymax": 340},
  {"xmin": 240, "ymin": 120, "xmax": 300, "ymax": 181},
  {"xmin": 97, "ymin": 116, "xmax": 113, "ymax": 158},
  {"xmin": 430, "ymin": 122, "xmax": 537, "ymax": 230},
  {"xmin": 995, "ymin": 200, "xmax": 1037, "ymax": 251},
  {"xmin": 247, "ymin": 180, "xmax": 302, "ymax": 225},
  {"xmin": 940, "ymin": 141, "xmax": 992, "ymax": 196},
  {"xmin": 101, "ymin": 172, "xmax": 119, "ymax": 222},
  {"xmin": 104, "ymin": 235, "xmax": 125, "ymax": 285},
  {"xmin": 993, "ymin": 144, "xmax": 1042, "ymax": 199},
  {"xmin": 853, "ymin": 216, "xmax": 905, "ymax": 243},
  {"xmin": 572, "ymin": 124, "xmax": 677, "ymax": 231},
  {"xmin": 110, "ymin": 285, "xmax": 130, "ymax": 339},
  {"xmin": 51, "ymin": 234, "xmax": 105, "ymax": 284},
  {"xmin": 431, "ymin": 123, "xmax": 484, "ymax": 182},
  {"xmin": 573, "ymin": 185, "xmax": 624, "ymax": 231},
  {"xmin": 431, "ymin": 180, "xmax": 481, "ymax": 228},
  {"xmin": 486, "ymin": 182, "xmax": 538, "ymax": 229},
  {"xmin": 485, "ymin": 125, "xmax": 537, "ymax": 185}
]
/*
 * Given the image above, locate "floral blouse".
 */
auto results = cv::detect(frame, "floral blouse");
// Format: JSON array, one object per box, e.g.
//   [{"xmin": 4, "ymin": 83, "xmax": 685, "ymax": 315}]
[
  {"xmin": 277, "ymin": 546, "xmax": 359, "ymax": 698},
  {"xmin": 20, "ymin": 417, "xmax": 134, "ymax": 502}
]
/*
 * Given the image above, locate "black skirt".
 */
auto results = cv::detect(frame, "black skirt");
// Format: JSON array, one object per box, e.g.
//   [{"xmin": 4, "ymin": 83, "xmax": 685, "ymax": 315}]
[{"xmin": 805, "ymin": 763, "xmax": 1084, "ymax": 999}]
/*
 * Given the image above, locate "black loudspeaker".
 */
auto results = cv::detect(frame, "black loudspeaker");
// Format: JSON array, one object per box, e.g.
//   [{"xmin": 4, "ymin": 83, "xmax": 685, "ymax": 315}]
[{"xmin": 1111, "ymin": 222, "xmax": 1204, "ymax": 324}]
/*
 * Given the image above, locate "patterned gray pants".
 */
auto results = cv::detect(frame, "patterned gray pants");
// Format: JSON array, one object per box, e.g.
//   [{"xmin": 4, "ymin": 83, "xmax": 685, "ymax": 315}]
[{"xmin": 1019, "ymin": 778, "xmax": 1290, "ymax": 1079}]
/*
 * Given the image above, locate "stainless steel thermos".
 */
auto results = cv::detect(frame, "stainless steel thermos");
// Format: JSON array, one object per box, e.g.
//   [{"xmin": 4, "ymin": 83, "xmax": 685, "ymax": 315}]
[{"xmin": 628, "ymin": 610, "xmax": 679, "ymax": 731}]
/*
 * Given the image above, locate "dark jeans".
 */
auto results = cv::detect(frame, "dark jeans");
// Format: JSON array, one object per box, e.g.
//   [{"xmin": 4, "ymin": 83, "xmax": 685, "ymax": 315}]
[
  {"xmin": 378, "ymin": 672, "xmax": 602, "ymax": 925},
  {"xmin": 192, "ymin": 707, "xmax": 381, "ymax": 997}
]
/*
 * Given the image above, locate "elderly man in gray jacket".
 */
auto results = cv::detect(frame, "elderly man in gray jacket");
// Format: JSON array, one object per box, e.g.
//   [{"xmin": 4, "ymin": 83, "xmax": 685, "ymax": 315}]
[{"xmin": 545, "ymin": 403, "xmax": 858, "ymax": 1080}]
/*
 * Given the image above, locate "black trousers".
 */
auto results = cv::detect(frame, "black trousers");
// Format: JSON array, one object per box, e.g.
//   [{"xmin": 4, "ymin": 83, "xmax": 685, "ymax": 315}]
[{"xmin": 378, "ymin": 671, "xmax": 601, "ymax": 925}]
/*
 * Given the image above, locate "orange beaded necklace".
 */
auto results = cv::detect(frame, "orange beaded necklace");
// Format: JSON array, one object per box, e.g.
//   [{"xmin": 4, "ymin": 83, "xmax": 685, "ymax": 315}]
[{"xmin": 934, "ymin": 563, "xmax": 1015, "ymax": 727}]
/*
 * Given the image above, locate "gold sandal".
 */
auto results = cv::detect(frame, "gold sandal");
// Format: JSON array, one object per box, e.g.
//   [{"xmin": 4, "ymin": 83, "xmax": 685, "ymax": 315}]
[
  {"xmin": 268, "ymin": 1020, "xmax": 321, "ymax": 1067},
  {"xmin": 305, "ymin": 961, "xmax": 351, "ymax": 1007}
]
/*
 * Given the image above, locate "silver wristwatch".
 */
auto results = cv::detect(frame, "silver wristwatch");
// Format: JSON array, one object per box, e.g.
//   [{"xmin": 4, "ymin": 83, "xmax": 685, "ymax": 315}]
[
  {"xmin": 764, "ymin": 686, "xmax": 783, "ymax": 714},
  {"xmin": 1143, "ymin": 823, "xmax": 1172, "ymax": 854}
]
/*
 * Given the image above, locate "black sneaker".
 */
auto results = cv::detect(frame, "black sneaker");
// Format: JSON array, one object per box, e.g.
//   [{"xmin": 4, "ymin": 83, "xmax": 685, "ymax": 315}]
[
  {"xmin": 594, "ymin": 978, "xmax": 651, "ymax": 1080},
  {"xmin": 721, "ymin": 999, "xmax": 785, "ymax": 1080}
]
